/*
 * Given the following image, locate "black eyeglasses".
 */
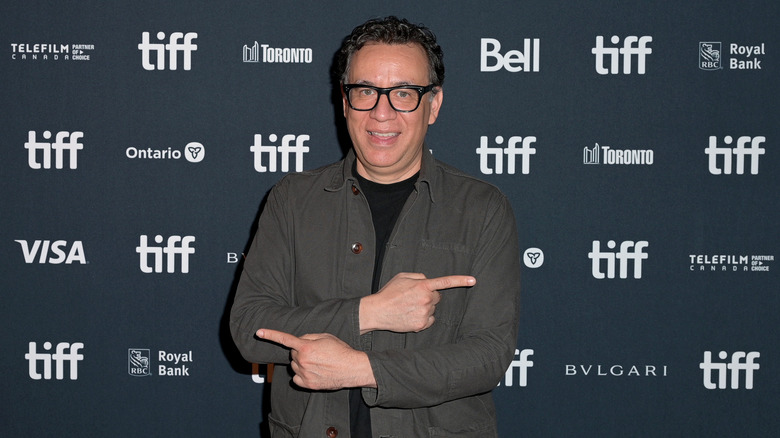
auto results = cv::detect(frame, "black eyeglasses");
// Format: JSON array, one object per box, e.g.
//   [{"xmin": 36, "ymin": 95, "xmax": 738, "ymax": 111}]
[{"xmin": 343, "ymin": 84, "xmax": 436, "ymax": 112}]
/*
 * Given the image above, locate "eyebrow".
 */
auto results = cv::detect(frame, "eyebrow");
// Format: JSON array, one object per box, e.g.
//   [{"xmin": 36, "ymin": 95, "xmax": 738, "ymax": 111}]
[{"xmin": 351, "ymin": 79, "xmax": 416, "ymax": 87}]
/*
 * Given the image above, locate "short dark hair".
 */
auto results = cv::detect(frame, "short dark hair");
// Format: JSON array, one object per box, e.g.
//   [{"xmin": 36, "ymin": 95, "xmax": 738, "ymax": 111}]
[{"xmin": 336, "ymin": 16, "xmax": 445, "ymax": 88}]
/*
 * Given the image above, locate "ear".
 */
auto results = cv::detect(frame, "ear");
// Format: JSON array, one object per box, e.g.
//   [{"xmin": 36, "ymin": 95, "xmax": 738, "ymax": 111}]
[
  {"xmin": 341, "ymin": 85, "xmax": 348, "ymax": 118},
  {"xmin": 427, "ymin": 87, "xmax": 443, "ymax": 125}
]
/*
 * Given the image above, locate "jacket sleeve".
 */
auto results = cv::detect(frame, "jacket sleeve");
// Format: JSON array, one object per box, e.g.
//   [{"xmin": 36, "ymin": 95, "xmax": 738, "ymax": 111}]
[
  {"xmin": 229, "ymin": 180, "xmax": 363, "ymax": 364},
  {"xmin": 362, "ymin": 193, "xmax": 521, "ymax": 408}
]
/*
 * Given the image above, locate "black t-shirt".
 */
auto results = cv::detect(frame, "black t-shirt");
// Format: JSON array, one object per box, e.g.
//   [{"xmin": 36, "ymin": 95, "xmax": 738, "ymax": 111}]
[{"xmin": 349, "ymin": 166, "xmax": 419, "ymax": 437}]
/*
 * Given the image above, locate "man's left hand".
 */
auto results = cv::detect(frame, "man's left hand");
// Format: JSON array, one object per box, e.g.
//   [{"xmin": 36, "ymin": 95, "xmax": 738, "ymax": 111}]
[{"xmin": 256, "ymin": 328, "xmax": 377, "ymax": 390}]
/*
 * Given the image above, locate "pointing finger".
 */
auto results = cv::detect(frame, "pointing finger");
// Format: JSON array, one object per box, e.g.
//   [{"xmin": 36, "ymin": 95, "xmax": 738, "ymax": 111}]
[
  {"xmin": 426, "ymin": 275, "xmax": 476, "ymax": 291},
  {"xmin": 256, "ymin": 328, "xmax": 304, "ymax": 350}
]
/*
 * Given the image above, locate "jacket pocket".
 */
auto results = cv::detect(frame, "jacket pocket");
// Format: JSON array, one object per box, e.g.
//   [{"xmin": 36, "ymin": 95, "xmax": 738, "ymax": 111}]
[
  {"xmin": 267, "ymin": 413, "xmax": 301, "ymax": 438},
  {"xmin": 427, "ymin": 420, "xmax": 497, "ymax": 437}
]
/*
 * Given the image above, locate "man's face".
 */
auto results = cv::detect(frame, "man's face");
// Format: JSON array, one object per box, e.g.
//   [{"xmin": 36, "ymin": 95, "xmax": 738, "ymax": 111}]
[{"xmin": 342, "ymin": 42, "xmax": 443, "ymax": 183}]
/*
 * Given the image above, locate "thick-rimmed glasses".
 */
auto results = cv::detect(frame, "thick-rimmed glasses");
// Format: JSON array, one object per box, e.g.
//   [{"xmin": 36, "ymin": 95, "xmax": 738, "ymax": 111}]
[{"xmin": 343, "ymin": 84, "xmax": 436, "ymax": 112}]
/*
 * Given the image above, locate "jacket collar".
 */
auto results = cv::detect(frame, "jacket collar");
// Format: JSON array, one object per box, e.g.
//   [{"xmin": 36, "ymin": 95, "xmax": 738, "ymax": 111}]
[{"xmin": 326, "ymin": 147, "xmax": 436, "ymax": 203}]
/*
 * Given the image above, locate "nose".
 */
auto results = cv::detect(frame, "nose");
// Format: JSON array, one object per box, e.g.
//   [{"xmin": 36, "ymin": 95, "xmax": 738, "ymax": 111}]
[{"xmin": 370, "ymin": 93, "xmax": 397, "ymax": 121}]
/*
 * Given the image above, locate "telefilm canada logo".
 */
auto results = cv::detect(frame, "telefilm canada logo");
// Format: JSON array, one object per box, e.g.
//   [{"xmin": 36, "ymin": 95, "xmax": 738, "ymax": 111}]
[
  {"xmin": 242, "ymin": 41, "xmax": 313, "ymax": 64},
  {"xmin": 688, "ymin": 253, "xmax": 774, "ymax": 272},
  {"xmin": 699, "ymin": 41, "xmax": 765, "ymax": 71},
  {"xmin": 10, "ymin": 42, "xmax": 95, "ymax": 61},
  {"xmin": 126, "ymin": 142, "xmax": 205, "ymax": 163},
  {"xmin": 128, "ymin": 348, "xmax": 194, "ymax": 377},
  {"xmin": 583, "ymin": 143, "xmax": 654, "ymax": 165}
]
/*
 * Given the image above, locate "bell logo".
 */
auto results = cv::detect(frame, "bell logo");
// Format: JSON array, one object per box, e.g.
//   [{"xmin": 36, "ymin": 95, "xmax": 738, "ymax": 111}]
[
  {"xmin": 26, "ymin": 342, "xmax": 84, "ymax": 380},
  {"xmin": 700, "ymin": 351, "xmax": 759, "ymax": 389},
  {"xmin": 480, "ymin": 38, "xmax": 540, "ymax": 72},
  {"xmin": 138, "ymin": 32, "xmax": 198, "ymax": 71},
  {"xmin": 589, "ymin": 240, "xmax": 649, "ymax": 279},
  {"xmin": 15, "ymin": 240, "xmax": 87, "ymax": 264},
  {"xmin": 136, "ymin": 235, "xmax": 195, "ymax": 273}
]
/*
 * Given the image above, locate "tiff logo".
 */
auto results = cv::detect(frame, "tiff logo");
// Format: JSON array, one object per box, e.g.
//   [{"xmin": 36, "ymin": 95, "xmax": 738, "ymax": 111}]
[
  {"xmin": 15, "ymin": 240, "xmax": 86, "ymax": 264},
  {"xmin": 700, "ymin": 351, "xmax": 759, "ymax": 389},
  {"xmin": 251, "ymin": 134, "xmax": 310, "ymax": 173},
  {"xmin": 499, "ymin": 349, "xmax": 534, "ymax": 387},
  {"xmin": 592, "ymin": 35, "xmax": 652, "ymax": 74},
  {"xmin": 480, "ymin": 38, "xmax": 540, "ymax": 72},
  {"xmin": 138, "ymin": 32, "xmax": 198, "ymax": 71},
  {"xmin": 26, "ymin": 341, "xmax": 84, "ymax": 380},
  {"xmin": 705, "ymin": 136, "xmax": 766, "ymax": 175},
  {"xmin": 476, "ymin": 135, "xmax": 536, "ymax": 175},
  {"xmin": 25, "ymin": 131, "xmax": 83, "ymax": 169},
  {"xmin": 136, "ymin": 235, "xmax": 195, "ymax": 273},
  {"xmin": 589, "ymin": 240, "xmax": 649, "ymax": 279}
]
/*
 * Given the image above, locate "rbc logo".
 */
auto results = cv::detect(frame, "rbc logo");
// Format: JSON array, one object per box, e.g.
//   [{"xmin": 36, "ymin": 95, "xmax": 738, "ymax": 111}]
[
  {"xmin": 136, "ymin": 235, "xmax": 195, "ymax": 273},
  {"xmin": 25, "ymin": 131, "xmax": 83, "ymax": 169},
  {"xmin": 251, "ymin": 134, "xmax": 310, "ymax": 173},
  {"xmin": 476, "ymin": 136, "xmax": 536, "ymax": 175},
  {"xmin": 700, "ymin": 351, "xmax": 759, "ymax": 389},
  {"xmin": 128, "ymin": 349, "xmax": 152, "ymax": 377},
  {"xmin": 705, "ymin": 136, "xmax": 766, "ymax": 175},
  {"xmin": 26, "ymin": 342, "xmax": 84, "ymax": 380},
  {"xmin": 699, "ymin": 42, "xmax": 722, "ymax": 71},
  {"xmin": 138, "ymin": 32, "xmax": 198, "ymax": 71},
  {"xmin": 480, "ymin": 38, "xmax": 540, "ymax": 72},
  {"xmin": 589, "ymin": 240, "xmax": 649, "ymax": 279},
  {"xmin": 592, "ymin": 35, "xmax": 653, "ymax": 74}
]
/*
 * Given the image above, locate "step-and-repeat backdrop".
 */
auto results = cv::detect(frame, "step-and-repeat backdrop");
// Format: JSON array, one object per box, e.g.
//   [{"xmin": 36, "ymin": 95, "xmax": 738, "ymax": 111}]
[{"xmin": 2, "ymin": 1, "xmax": 777, "ymax": 436}]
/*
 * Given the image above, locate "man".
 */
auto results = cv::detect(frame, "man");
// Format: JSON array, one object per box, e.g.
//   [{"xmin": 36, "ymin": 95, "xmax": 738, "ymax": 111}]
[{"xmin": 230, "ymin": 16, "xmax": 521, "ymax": 437}]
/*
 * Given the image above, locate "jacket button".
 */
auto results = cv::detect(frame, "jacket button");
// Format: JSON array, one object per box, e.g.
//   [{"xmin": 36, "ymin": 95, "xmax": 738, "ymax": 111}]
[
  {"xmin": 351, "ymin": 185, "xmax": 360, "ymax": 195},
  {"xmin": 351, "ymin": 242, "xmax": 363, "ymax": 254},
  {"xmin": 326, "ymin": 426, "xmax": 338, "ymax": 437}
]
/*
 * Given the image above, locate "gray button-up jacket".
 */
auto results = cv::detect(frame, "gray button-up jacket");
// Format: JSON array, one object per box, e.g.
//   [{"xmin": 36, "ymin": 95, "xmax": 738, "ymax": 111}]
[{"xmin": 230, "ymin": 148, "xmax": 521, "ymax": 437}]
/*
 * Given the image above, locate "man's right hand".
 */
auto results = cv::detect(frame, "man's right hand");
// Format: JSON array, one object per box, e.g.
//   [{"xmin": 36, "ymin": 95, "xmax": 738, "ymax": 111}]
[{"xmin": 359, "ymin": 272, "xmax": 476, "ymax": 334}]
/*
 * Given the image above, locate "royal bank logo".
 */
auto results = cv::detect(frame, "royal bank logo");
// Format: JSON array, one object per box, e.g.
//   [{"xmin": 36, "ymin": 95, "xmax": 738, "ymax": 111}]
[
  {"xmin": 476, "ymin": 135, "xmax": 537, "ymax": 175},
  {"xmin": 251, "ymin": 134, "xmax": 310, "ymax": 172},
  {"xmin": 699, "ymin": 41, "xmax": 765, "ymax": 71},
  {"xmin": 10, "ymin": 43, "xmax": 95, "ymax": 61},
  {"xmin": 125, "ymin": 142, "xmax": 204, "ymax": 163},
  {"xmin": 128, "ymin": 349, "xmax": 151, "ymax": 377},
  {"xmin": 689, "ymin": 253, "xmax": 773, "ymax": 272},
  {"xmin": 242, "ymin": 41, "xmax": 312, "ymax": 64},
  {"xmin": 699, "ymin": 42, "xmax": 722, "ymax": 70},
  {"xmin": 127, "ymin": 348, "xmax": 193, "ymax": 377},
  {"xmin": 523, "ymin": 248, "xmax": 544, "ymax": 269},
  {"xmin": 583, "ymin": 143, "xmax": 654, "ymax": 165}
]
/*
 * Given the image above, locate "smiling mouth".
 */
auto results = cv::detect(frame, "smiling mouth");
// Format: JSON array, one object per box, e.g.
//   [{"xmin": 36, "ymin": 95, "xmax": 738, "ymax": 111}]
[{"xmin": 369, "ymin": 131, "xmax": 399, "ymax": 138}]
